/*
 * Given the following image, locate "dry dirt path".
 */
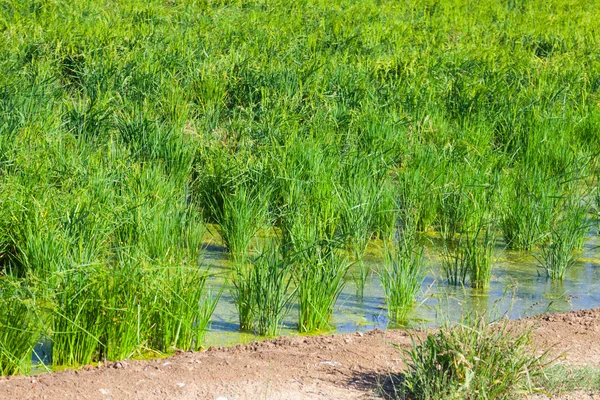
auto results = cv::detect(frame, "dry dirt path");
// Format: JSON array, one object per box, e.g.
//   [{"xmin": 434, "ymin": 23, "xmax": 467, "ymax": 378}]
[{"xmin": 2, "ymin": 309, "xmax": 600, "ymax": 400}]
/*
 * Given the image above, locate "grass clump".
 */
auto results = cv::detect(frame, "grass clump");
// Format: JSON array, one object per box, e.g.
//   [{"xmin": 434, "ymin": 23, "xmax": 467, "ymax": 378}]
[
  {"xmin": 537, "ymin": 201, "xmax": 588, "ymax": 280},
  {"xmin": 0, "ymin": 278, "xmax": 41, "ymax": 376},
  {"xmin": 51, "ymin": 267, "xmax": 104, "ymax": 366},
  {"xmin": 337, "ymin": 158, "xmax": 383, "ymax": 298},
  {"xmin": 535, "ymin": 364, "xmax": 600, "ymax": 396},
  {"xmin": 230, "ymin": 260, "xmax": 255, "ymax": 332},
  {"xmin": 441, "ymin": 219, "xmax": 496, "ymax": 289},
  {"xmin": 500, "ymin": 166, "xmax": 557, "ymax": 251},
  {"xmin": 250, "ymin": 242, "xmax": 295, "ymax": 337},
  {"xmin": 401, "ymin": 314, "xmax": 548, "ymax": 400},
  {"xmin": 51, "ymin": 262, "xmax": 217, "ymax": 366},
  {"xmin": 1, "ymin": 0, "xmax": 600, "ymax": 375},
  {"xmin": 230, "ymin": 241, "xmax": 295, "ymax": 336},
  {"xmin": 214, "ymin": 183, "xmax": 271, "ymax": 263},
  {"xmin": 468, "ymin": 223, "xmax": 497, "ymax": 289},
  {"xmin": 148, "ymin": 265, "xmax": 219, "ymax": 353},
  {"xmin": 441, "ymin": 241, "xmax": 470, "ymax": 287},
  {"xmin": 296, "ymin": 241, "xmax": 349, "ymax": 333},
  {"xmin": 379, "ymin": 223, "xmax": 425, "ymax": 324}
]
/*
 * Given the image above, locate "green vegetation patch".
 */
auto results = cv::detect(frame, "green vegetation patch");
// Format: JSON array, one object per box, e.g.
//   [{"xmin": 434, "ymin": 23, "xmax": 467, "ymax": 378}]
[
  {"xmin": 401, "ymin": 315, "xmax": 548, "ymax": 399},
  {"xmin": 0, "ymin": 0, "xmax": 599, "ymax": 374}
]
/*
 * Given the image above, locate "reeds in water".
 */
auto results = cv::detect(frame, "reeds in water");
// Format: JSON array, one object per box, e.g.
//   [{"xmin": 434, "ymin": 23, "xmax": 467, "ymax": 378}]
[
  {"xmin": 231, "ymin": 241, "xmax": 295, "ymax": 335},
  {"xmin": 296, "ymin": 242, "xmax": 349, "ymax": 333},
  {"xmin": 500, "ymin": 166, "xmax": 557, "ymax": 250},
  {"xmin": 250, "ymin": 243, "xmax": 295, "ymax": 337},
  {"xmin": 51, "ymin": 261, "xmax": 218, "ymax": 366},
  {"xmin": 337, "ymin": 159, "xmax": 383, "ymax": 298},
  {"xmin": 441, "ymin": 218, "xmax": 496, "ymax": 289},
  {"xmin": 538, "ymin": 201, "xmax": 588, "ymax": 280},
  {"xmin": 379, "ymin": 226, "xmax": 425, "ymax": 324},
  {"xmin": 0, "ymin": 0, "xmax": 599, "ymax": 376}
]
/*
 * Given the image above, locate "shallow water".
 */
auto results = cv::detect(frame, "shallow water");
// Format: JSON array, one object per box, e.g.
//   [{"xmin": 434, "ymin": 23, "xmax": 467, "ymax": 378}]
[
  {"xmin": 202, "ymin": 232, "xmax": 600, "ymax": 348},
  {"xmin": 29, "ymin": 231, "xmax": 600, "ymax": 370}
]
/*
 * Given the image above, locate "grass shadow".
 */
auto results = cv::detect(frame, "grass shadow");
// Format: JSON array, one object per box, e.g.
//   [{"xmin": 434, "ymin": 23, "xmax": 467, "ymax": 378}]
[{"xmin": 346, "ymin": 370, "xmax": 408, "ymax": 399}]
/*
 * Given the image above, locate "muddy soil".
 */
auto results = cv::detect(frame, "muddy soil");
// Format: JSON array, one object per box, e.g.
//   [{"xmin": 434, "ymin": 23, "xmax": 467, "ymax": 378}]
[{"xmin": 2, "ymin": 309, "xmax": 600, "ymax": 400}]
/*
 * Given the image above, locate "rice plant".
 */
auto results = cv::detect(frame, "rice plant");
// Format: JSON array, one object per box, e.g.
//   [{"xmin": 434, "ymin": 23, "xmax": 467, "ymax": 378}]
[
  {"xmin": 230, "ymin": 260, "xmax": 255, "ymax": 332},
  {"xmin": 468, "ymin": 222, "xmax": 497, "ymax": 289},
  {"xmin": 441, "ymin": 239, "xmax": 469, "ymax": 287},
  {"xmin": 0, "ymin": 278, "xmax": 41, "ymax": 376},
  {"xmin": 397, "ymin": 152, "xmax": 439, "ymax": 233},
  {"xmin": 98, "ymin": 261, "xmax": 150, "ymax": 361},
  {"xmin": 537, "ymin": 201, "xmax": 589, "ymax": 280},
  {"xmin": 379, "ymin": 226, "xmax": 425, "ymax": 324},
  {"xmin": 500, "ymin": 166, "xmax": 557, "ymax": 250},
  {"xmin": 148, "ymin": 265, "xmax": 219, "ymax": 352},
  {"xmin": 52, "ymin": 261, "xmax": 218, "ymax": 365},
  {"xmin": 437, "ymin": 182, "xmax": 470, "ymax": 243},
  {"xmin": 371, "ymin": 179, "xmax": 400, "ymax": 241},
  {"xmin": 51, "ymin": 267, "xmax": 104, "ymax": 366},
  {"xmin": 5, "ymin": 199, "xmax": 71, "ymax": 279},
  {"xmin": 441, "ymin": 218, "xmax": 497, "ymax": 288},
  {"xmin": 296, "ymin": 241, "xmax": 349, "ymax": 333},
  {"xmin": 336, "ymin": 157, "xmax": 384, "ymax": 297},
  {"xmin": 231, "ymin": 241, "xmax": 294, "ymax": 335},
  {"xmin": 215, "ymin": 184, "xmax": 271, "ymax": 263},
  {"xmin": 0, "ymin": 0, "xmax": 599, "ymax": 375},
  {"xmin": 249, "ymin": 242, "xmax": 295, "ymax": 337}
]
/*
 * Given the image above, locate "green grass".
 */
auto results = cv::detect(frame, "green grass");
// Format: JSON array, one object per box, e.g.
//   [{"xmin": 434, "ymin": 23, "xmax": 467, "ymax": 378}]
[
  {"xmin": 500, "ymin": 165, "xmax": 558, "ymax": 251},
  {"xmin": 337, "ymin": 156, "xmax": 385, "ymax": 297},
  {"xmin": 401, "ymin": 314, "xmax": 549, "ymax": 399},
  {"xmin": 230, "ymin": 260, "xmax": 255, "ymax": 332},
  {"xmin": 230, "ymin": 241, "xmax": 295, "ymax": 335},
  {"xmin": 537, "ymin": 201, "xmax": 589, "ymax": 280},
  {"xmin": 148, "ymin": 265, "xmax": 219, "ymax": 353},
  {"xmin": 51, "ymin": 262, "xmax": 217, "ymax": 366},
  {"xmin": 379, "ymin": 227, "xmax": 425, "ymax": 324},
  {"xmin": 0, "ymin": 277, "xmax": 41, "ymax": 375},
  {"xmin": 296, "ymin": 241, "xmax": 350, "ymax": 333},
  {"xmin": 0, "ymin": 0, "xmax": 599, "ymax": 375},
  {"xmin": 468, "ymin": 222, "xmax": 497, "ymax": 289},
  {"xmin": 51, "ymin": 267, "xmax": 104, "ymax": 366},
  {"xmin": 250, "ymin": 242, "xmax": 295, "ymax": 337},
  {"xmin": 441, "ymin": 241, "xmax": 470, "ymax": 287},
  {"xmin": 213, "ymin": 183, "xmax": 271, "ymax": 263},
  {"xmin": 441, "ymin": 218, "xmax": 497, "ymax": 288},
  {"xmin": 536, "ymin": 364, "xmax": 600, "ymax": 396}
]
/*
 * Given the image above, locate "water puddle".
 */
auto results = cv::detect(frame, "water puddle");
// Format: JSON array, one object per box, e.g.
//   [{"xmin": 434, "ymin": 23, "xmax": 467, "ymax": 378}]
[{"xmin": 202, "ymin": 232, "xmax": 600, "ymax": 347}]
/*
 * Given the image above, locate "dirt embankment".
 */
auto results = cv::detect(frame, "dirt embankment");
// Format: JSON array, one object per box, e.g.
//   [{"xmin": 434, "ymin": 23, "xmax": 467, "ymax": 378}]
[{"xmin": 2, "ymin": 309, "xmax": 600, "ymax": 400}]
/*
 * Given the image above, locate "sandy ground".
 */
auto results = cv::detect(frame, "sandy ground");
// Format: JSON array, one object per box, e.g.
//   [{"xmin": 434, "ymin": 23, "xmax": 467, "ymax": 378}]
[{"xmin": 2, "ymin": 309, "xmax": 600, "ymax": 400}]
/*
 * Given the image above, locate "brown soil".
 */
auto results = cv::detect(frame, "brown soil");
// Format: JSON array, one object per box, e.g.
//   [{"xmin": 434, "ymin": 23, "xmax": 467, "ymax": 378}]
[{"xmin": 2, "ymin": 309, "xmax": 600, "ymax": 400}]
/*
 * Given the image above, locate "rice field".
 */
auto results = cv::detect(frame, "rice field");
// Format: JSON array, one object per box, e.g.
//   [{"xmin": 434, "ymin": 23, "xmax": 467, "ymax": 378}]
[{"xmin": 1, "ymin": 0, "xmax": 599, "ymax": 375}]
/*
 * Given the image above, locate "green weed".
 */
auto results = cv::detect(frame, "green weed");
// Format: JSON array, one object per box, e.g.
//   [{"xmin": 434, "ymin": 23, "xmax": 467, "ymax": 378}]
[
  {"xmin": 402, "ymin": 314, "xmax": 548, "ymax": 399},
  {"xmin": 0, "ymin": 0, "xmax": 599, "ymax": 374}
]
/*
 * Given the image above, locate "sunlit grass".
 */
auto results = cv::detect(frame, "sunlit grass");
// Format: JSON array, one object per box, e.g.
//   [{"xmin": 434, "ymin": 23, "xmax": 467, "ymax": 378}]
[
  {"xmin": 0, "ymin": 0, "xmax": 598, "ymax": 375},
  {"xmin": 401, "ymin": 314, "xmax": 548, "ymax": 399},
  {"xmin": 296, "ymin": 241, "xmax": 350, "ymax": 333},
  {"xmin": 379, "ymin": 222, "xmax": 425, "ymax": 324}
]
